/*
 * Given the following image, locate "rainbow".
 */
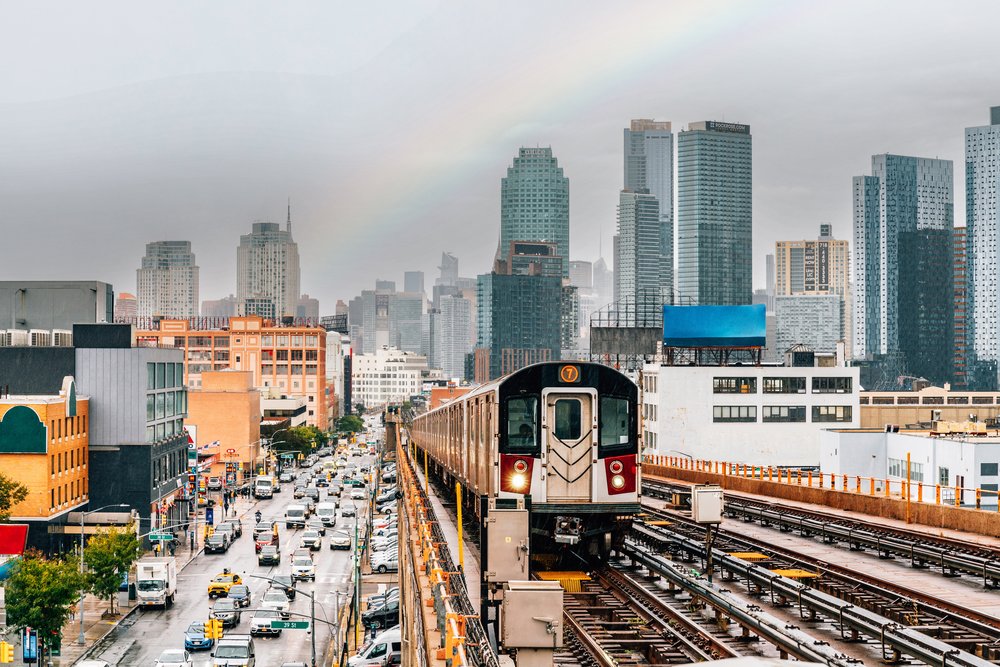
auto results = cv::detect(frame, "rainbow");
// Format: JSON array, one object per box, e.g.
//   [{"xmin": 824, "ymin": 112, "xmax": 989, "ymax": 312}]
[{"xmin": 322, "ymin": 2, "xmax": 797, "ymax": 265}]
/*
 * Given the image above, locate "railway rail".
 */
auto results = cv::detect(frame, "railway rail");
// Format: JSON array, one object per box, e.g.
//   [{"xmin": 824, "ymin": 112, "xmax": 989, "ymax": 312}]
[
  {"xmin": 549, "ymin": 567, "xmax": 742, "ymax": 666},
  {"xmin": 631, "ymin": 508, "xmax": 1000, "ymax": 665},
  {"xmin": 644, "ymin": 478, "xmax": 1000, "ymax": 588}
]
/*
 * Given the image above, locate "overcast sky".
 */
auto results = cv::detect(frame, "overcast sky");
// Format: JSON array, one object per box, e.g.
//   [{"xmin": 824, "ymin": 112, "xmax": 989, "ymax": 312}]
[{"xmin": 2, "ymin": 1, "xmax": 999, "ymax": 308}]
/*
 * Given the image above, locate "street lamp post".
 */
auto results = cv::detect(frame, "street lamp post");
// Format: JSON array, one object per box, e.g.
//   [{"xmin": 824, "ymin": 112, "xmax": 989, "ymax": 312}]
[
  {"xmin": 77, "ymin": 503, "xmax": 130, "ymax": 645},
  {"xmin": 353, "ymin": 498, "xmax": 362, "ymax": 648}
]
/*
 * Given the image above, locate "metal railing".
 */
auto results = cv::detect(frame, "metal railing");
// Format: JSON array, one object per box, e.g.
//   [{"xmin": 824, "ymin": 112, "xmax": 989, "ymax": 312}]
[{"xmin": 645, "ymin": 455, "xmax": 1000, "ymax": 510}]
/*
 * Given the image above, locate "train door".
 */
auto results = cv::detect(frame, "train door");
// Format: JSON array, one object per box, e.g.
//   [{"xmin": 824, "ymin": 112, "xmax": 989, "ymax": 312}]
[{"xmin": 543, "ymin": 390, "xmax": 596, "ymax": 501}]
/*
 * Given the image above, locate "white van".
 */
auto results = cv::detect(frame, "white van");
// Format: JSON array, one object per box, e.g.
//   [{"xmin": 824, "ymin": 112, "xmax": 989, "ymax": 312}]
[
  {"xmin": 284, "ymin": 504, "xmax": 307, "ymax": 529},
  {"xmin": 315, "ymin": 502, "xmax": 338, "ymax": 527},
  {"xmin": 348, "ymin": 628, "xmax": 401, "ymax": 667}
]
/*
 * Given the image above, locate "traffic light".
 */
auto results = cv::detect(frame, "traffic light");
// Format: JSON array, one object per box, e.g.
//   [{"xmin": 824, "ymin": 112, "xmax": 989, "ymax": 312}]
[
  {"xmin": 203, "ymin": 619, "xmax": 224, "ymax": 639},
  {"xmin": 0, "ymin": 641, "xmax": 14, "ymax": 664}
]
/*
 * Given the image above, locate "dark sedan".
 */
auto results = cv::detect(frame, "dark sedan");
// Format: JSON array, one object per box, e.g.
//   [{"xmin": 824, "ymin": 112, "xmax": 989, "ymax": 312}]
[{"xmin": 258, "ymin": 545, "xmax": 281, "ymax": 566}]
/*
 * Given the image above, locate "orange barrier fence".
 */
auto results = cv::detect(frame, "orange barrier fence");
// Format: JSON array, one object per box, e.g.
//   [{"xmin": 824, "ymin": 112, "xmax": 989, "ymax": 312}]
[{"xmin": 643, "ymin": 455, "xmax": 1000, "ymax": 511}]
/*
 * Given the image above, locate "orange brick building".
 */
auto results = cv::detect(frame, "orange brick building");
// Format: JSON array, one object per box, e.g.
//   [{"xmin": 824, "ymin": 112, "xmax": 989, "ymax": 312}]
[
  {"xmin": 1, "ymin": 376, "xmax": 90, "ymax": 551},
  {"xmin": 185, "ymin": 370, "xmax": 262, "ymax": 484},
  {"xmin": 136, "ymin": 316, "xmax": 327, "ymax": 430}
]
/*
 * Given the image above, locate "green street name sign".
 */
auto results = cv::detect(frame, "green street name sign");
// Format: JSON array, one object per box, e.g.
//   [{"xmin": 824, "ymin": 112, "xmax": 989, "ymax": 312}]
[
  {"xmin": 149, "ymin": 532, "xmax": 173, "ymax": 541},
  {"xmin": 271, "ymin": 620, "xmax": 309, "ymax": 629}
]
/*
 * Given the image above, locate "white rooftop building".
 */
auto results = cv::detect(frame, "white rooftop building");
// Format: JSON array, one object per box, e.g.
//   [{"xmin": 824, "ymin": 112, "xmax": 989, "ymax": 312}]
[
  {"xmin": 352, "ymin": 346, "xmax": 429, "ymax": 409},
  {"xmin": 642, "ymin": 356, "xmax": 859, "ymax": 467}
]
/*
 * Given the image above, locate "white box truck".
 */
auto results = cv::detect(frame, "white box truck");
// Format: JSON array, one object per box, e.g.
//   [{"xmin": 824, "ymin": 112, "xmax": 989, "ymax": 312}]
[
  {"xmin": 136, "ymin": 556, "xmax": 177, "ymax": 608},
  {"xmin": 253, "ymin": 476, "xmax": 274, "ymax": 499}
]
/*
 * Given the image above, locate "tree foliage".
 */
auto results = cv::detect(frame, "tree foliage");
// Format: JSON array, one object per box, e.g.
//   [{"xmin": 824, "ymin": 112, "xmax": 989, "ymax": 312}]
[
  {"xmin": 337, "ymin": 414, "xmax": 364, "ymax": 434},
  {"xmin": 84, "ymin": 528, "xmax": 141, "ymax": 614},
  {"xmin": 5, "ymin": 550, "xmax": 87, "ymax": 652},
  {"xmin": 0, "ymin": 471, "xmax": 29, "ymax": 522}
]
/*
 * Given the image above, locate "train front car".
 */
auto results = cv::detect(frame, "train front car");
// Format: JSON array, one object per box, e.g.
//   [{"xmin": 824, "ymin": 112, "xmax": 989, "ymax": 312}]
[{"xmin": 497, "ymin": 362, "xmax": 640, "ymax": 562}]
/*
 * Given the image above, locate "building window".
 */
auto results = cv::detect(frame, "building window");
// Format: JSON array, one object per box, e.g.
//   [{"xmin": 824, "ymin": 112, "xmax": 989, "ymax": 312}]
[
  {"xmin": 973, "ymin": 396, "xmax": 995, "ymax": 405},
  {"xmin": 147, "ymin": 363, "xmax": 156, "ymax": 390},
  {"xmin": 763, "ymin": 377, "xmax": 806, "ymax": 394},
  {"xmin": 305, "ymin": 335, "xmax": 318, "ymax": 347},
  {"xmin": 713, "ymin": 405, "xmax": 757, "ymax": 423},
  {"xmin": 306, "ymin": 350, "xmax": 318, "ymax": 361},
  {"xmin": 889, "ymin": 458, "xmax": 924, "ymax": 482},
  {"xmin": 812, "ymin": 377, "xmax": 852, "ymax": 394},
  {"xmin": 762, "ymin": 405, "xmax": 806, "ymax": 422},
  {"xmin": 947, "ymin": 396, "xmax": 970, "ymax": 405},
  {"xmin": 291, "ymin": 350, "xmax": 303, "ymax": 361},
  {"xmin": 812, "ymin": 406, "xmax": 852, "ymax": 422},
  {"xmin": 276, "ymin": 350, "xmax": 289, "ymax": 361},
  {"xmin": 292, "ymin": 335, "xmax": 303, "ymax": 347},
  {"xmin": 156, "ymin": 363, "xmax": 166, "ymax": 389},
  {"xmin": 938, "ymin": 467, "xmax": 949, "ymax": 485},
  {"xmin": 713, "ymin": 377, "xmax": 757, "ymax": 394},
  {"xmin": 982, "ymin": 462, "xmax": 999, "ymax": 476}
]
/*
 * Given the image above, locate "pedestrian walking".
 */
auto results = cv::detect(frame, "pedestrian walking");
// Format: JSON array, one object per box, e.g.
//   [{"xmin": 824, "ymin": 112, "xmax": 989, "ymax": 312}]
[{"xmin": 168, "ymin": 540, "xmax": 176, "ymax": 556}]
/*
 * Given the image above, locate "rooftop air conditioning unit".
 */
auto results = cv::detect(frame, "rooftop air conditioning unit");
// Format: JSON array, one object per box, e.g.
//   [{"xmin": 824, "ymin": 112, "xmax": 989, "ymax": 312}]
[
  {"xmin": 0, "ymin": 330, "xmax": 29, "ymax": 346},
  {"xmin": 52, "ymin": 329, "xmax": 73, "ymax": 347},
  {"xmin": 29, "ymin": 329, "xmax": 52, "ymax": 346}
]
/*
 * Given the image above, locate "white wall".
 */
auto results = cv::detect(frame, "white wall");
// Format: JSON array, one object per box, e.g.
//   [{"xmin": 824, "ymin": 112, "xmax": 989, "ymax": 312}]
[{"xmin": 646, "ymin": 364, "xmax": 860, "ymax": 467}]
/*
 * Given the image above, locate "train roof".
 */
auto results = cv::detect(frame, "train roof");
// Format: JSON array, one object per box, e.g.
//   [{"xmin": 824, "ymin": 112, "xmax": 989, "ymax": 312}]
[{"xmin": 418, "ymin": 361, "xmax": 636, "ymax": 416}]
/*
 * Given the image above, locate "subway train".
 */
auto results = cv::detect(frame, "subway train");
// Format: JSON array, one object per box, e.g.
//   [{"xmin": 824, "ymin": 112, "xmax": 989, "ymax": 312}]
[{"xmin": 409, "ymin": 361, "xmax": 641, "ymax": 562}]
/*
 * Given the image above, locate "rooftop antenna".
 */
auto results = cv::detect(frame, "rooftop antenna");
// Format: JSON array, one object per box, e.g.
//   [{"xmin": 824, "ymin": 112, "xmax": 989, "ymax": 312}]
[{"xmin": 286, "ymin": 197, "xmax": 292, "ymax": 234}]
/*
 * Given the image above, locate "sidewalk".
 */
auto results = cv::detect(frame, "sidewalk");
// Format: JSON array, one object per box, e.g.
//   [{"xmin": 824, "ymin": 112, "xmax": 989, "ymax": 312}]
[{"xmin": 57, "ymin": 492, "xmax": 260, "ymax": 666}]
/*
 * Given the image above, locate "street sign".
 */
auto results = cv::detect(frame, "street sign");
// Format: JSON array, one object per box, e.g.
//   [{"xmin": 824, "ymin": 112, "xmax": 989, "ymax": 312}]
[
  {"xmin": 271, "ymin": 620, "xmax": 309, "ymax": 629},
  {"xmin": 149, "ymin": 532, "xmax": 172, "ymax": 542}
]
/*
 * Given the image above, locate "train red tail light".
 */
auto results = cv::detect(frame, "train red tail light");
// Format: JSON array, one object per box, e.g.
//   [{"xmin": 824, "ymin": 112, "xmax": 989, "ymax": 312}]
[
  {"xmin": 605, "ymin": 455, "xmax": 636, "ymax": 495},
  {"xmin": 501, "ymin": 454, "xmax": 534, "ymax": 494}
]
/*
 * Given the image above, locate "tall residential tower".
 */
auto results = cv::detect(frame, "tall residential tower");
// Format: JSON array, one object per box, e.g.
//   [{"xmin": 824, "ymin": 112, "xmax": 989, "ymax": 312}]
[
  {"xmin": 499, "ymin": 147, "xmax": 570, "ymax": 276},
  {"xmin": 236, "ymin": 217, "xmax": 300, "ymax": 320},
  {"xmin": 676, "ymin": 121, "xmax": 753, "ymax": 306},
  {"xmin": 624, "ymin": 119, "xmax": 674, "ymax": 297},
  {"xmin": 965, "ymin": 107, "xmax": 1000, "ymax": 389},
  {"xmin": 853, "ymin": 154, "xmax": 953, "ymax": 385},
  {"xmin": 136, "ymin": 241, "xmax": 200, "ymax": 318}
]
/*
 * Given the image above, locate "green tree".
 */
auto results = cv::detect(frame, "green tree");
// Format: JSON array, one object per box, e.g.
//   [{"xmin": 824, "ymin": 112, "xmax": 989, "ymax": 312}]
[
  {"xmin": 353, "ymin": 403, "xmax": 366, "ymax": 415},
  {"xmin": 302, "ymin": 425, "xmax": 328, "ymax": 448},
  {"xmin": 337, "ymin": 414, "xmax": 364, "ymax": 434},
  {"xmin": 5, "ymin": 550, "xmax": 87, "ymax": 659},
  {"xmin": 0, "ymin": 471, "xmax": 29, "ymax": 522},
  {"xmin": 84, "ymin": 528, "xmax": 141, "ymax": 614}
]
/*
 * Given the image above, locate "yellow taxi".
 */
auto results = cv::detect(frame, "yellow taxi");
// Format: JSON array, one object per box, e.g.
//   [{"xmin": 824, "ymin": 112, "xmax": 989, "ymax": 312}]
[{"xmin": 207, "ymin": 569, "xmax": 242, "ymax": 598}]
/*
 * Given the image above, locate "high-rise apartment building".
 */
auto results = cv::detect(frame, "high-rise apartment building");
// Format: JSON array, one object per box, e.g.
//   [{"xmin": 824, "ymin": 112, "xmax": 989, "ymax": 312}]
[
  {"xmin": 954, "ymin": 227, "xmax": 969, "ymax": 389},
  {"xmin": 500, "ymin": 147, "xmax": 570, "ymax": 276},
  {"xmin": 624, "ymin": 119, "xmax": 674, "ymax": 296},
  {"xmin": 115, "ymin": 292, "xmax": 137, "ymax": 320},
  {"xmin": 616, "ymin": 190, "xmax": 663, "ymax": 320},
  {"xmin": 853, "ymin": 154, "xmax": 953, "ymax": 385},
  {"xmin": 676, "ymin": 121, "xmax": 752, "ymax": 306},
  {"xmin": 774, "ymin": 295, "xmax": 843, "ymax": 356},
  {"xmin": 352, "ymin": 347, "xmax": 428, "ymax": 409},
  {"xmin": 202, "ymin": 295, "xmax": 237, "ymax": 318},
  {"xmin": 568, "ymin": 261, "xmax": 593, "ymax": 290},
  {"xmin": 390, "ymin": 292, "xmax": 424, "ymax": 354},
  {"xmin": 137, "ymin": 241, "xmax": 200, "ymax": 318},
  {"xmin": 236, "ymin": 219, "xmax": 301, "ymax": 320},
  {"xmin": 965, "ymin": 107, "xmax": 1000, "ymax": 389},
  {"xmin": 296, "ymin": 294, "xmax": 319, "ymax": 321},
  {"xmin": 775, "ymin": 224, "xmax": 851, "ymax": 356},
  {"xmin": 435, "ymin": 294, "xmax": 473, "ymax": 379}
]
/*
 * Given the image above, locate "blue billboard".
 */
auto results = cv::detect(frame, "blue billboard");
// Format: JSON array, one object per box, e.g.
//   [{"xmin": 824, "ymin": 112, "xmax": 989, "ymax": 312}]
[{"xmin": 663, "ymin": 305, "xmax": 766, "ymax": 348}]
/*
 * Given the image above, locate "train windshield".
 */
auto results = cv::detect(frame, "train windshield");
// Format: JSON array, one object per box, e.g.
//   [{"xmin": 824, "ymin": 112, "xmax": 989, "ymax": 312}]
[
  {"xmin": 598, "ymin": 396, "xmax": 631, "ymax": 454},
  {"xmin": 504, "ymin": 396, "xmax": 539, "ymax": 454}
]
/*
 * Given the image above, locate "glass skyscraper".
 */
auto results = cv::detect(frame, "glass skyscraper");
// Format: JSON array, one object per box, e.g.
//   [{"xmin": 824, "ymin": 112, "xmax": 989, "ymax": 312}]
[
  {"xmin": 676, "ymin": 121, "xmax": 752, "ymax": 306},
  {"xmin": 616, "ymin": 190, "xmax": 663, "ymax": 322},
  {"xmin": 852, "ymin": 154, "xmax": 953, "ymax": 385},
  {"xmin": 965, "ymin": 107, "xmax": 1000, "ymax": 389},
  {"xmin": 624, "ymin": 119, "xmax": 674, "ymax": 296},
  {"xmin": 500, "ymin": 147, "xmax": 570, "ymax": 276}
]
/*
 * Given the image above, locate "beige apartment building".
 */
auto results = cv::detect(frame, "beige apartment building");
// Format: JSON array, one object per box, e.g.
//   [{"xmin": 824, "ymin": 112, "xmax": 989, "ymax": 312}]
[{"xmin": 136, "ymin": 316, "xmax": 327, "ymax": 430}]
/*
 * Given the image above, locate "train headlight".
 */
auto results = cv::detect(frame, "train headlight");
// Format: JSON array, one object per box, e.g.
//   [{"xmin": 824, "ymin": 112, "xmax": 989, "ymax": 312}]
[
  {"xmin": 511, "ymin": 473, "xmax": 528, "ymax": 491},
  {"xmin": 611, "ymin": 474, "xmax": 626, "ymax": 489}
]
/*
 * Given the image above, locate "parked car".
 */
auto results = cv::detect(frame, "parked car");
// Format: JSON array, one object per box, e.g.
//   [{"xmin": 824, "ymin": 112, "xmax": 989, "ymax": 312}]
[
  {"xmin": 348, "ymin": 628, "xmax": 401, "ymax": 667},
  {"xmin": 370, "ymin": 552, "xmax": 398, "ymax": 574},
  {"xmin": 362, "ymin": 599, "xmax": 399, "ymax": 630},
  {"xmin": 207, "ymin": 477, "xmax": 223, "ymax": 492},
  {"xmin": 258, "ymin": 545, "xmax": 281, "ymax": 566},
  {"xmin": 366, "ymin": 587, "xmax": 399, "ymax": 610},
  {"xmin": 222, "ymin": 519, "xmax": 243, "ymax": 538}
]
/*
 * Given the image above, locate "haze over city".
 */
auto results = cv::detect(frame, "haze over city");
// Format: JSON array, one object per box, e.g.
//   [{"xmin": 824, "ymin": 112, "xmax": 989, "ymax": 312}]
[{"xmin": 3, "ymin": 1, "xmax": 999, "ymax": 303}]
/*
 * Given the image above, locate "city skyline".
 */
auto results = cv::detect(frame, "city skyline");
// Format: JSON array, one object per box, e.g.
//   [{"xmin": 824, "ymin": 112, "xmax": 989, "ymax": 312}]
[{"xmin": 2, "ymin": 3, "xmax": 1000, "ymax": 306}]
